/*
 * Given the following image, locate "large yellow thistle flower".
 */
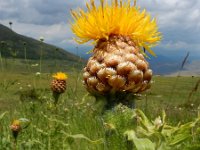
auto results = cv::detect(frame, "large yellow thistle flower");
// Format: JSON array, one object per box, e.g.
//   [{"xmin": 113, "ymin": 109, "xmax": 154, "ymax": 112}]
[
  {"xmin": 70, "ymin": 0, "xmax": 162, "ymax": 98},
  {"xmin": 71, "ymin": 0, "xmax": 161, "ymax": 55}
]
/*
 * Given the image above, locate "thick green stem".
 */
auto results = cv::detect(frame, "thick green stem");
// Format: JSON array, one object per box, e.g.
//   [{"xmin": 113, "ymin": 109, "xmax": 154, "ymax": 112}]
[
  {"xmin": 105, "ymin": 92, "xmax": 135, "ymax": 109},
  {"xmin": 94, "ymin": 95, "xmax": 108, "ymax": 114},
  {"xmin": 13, "ymin": 139, "xmax": 17, "ymax": 150},
  {"xmin": 53, "ymin": 92, "xmax": 61, "ymax": 106},
  {"xmin": 12, "ymin": 133, "xmax": 18, "ymax": 150},
  {"xmin": 94, "ymin": 92, "xmax": 135, "ymax": 113}
]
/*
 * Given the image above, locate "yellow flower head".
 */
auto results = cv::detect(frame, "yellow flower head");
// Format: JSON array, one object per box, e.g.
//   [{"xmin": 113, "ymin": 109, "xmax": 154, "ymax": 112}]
[
  {"xmin": 12, "ymin": 120, "xmax": 20, "ymax": 126},
  {"xmin": 71, "ymin": 0, "xmax": 162, "ymax": 56},
  {"xmin": 10, "ymin": 120, "xmax": 21, "ymax": 132},
  {"xmin": 52, "ymin": 72, "xmax": 68, "ymax": 80}
]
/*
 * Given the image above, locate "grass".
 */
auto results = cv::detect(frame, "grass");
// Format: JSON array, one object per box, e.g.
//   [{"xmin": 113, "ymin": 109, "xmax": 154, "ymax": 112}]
[{"xmin": 0, "ymin": 59, "xmax": 200, "ymax": 149}]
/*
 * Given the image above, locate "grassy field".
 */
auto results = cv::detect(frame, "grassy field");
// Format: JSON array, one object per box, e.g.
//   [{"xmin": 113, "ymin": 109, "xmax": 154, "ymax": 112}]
[{"xmin": 0, "ymin": 59, "xmax": 200, "ymax": 149}]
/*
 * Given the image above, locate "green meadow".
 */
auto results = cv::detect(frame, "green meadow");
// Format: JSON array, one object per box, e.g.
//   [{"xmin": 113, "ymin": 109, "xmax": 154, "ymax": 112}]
[{"xmin": 0, "ymin": 59, "xmax": 200, "ymax": 150}]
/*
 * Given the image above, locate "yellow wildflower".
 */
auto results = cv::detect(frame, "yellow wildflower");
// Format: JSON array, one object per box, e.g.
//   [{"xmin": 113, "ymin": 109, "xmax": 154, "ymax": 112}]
[
  {"xmin": 71, "ymin": 0, "xmax": 161, "ymax": 55},
  {"xmin": 52, "ymin": 72, "xmax": 68, "ymax": 80}
]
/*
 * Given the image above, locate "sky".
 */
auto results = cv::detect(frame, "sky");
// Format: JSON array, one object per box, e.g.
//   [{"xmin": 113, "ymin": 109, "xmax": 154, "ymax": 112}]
[{"xmin": 0, "ymin": 0, "xmax": 200, "ymax": 58}]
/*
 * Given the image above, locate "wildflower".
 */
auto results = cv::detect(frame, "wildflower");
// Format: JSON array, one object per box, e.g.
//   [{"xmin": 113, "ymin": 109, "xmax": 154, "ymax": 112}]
[
  {"xmin": 51, "ymin": 72, "xmax": 68, "ymax": 93},
  {"xmin": 10, "ymin": 118, "xmax": 30, "ymax": 142},
  {"xmin": 52, "ymin": 72, "xmax": 68, "ymax": 80},
  {"xmin": 10, "ymin": 120, "xmax": 21, "ymax": 140},
  {"xmin": 51, "ymin": 72, "xmax": 68, "ymax": 105},
  {"xmin": 71, "ymin": 0, "xmax": 161, "ymax": 97}
]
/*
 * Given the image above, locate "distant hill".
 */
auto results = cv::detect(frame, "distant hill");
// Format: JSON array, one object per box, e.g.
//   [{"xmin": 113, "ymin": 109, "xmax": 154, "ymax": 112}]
[{"xmin": 0, "ymin": 24, "xmax": 83, "ymax": 62}]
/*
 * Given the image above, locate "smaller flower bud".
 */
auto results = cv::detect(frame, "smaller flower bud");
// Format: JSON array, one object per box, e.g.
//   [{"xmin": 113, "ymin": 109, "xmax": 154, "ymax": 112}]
[{"xmin": 10, "ymin": 120, "xmax": 21, "ymax": 140}]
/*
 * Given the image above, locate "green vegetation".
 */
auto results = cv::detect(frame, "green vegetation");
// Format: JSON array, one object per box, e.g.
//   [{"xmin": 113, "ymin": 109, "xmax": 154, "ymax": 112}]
[
  {"xmin": 0, "ymin": 58, "xmax": 200, "ymax": 149},
  {"xmin": 0, "ymin": 26, "xmax": 199, "ymax": 149},
  {"xmin": 0, "ymin": 24, "xmax": 82, "ymax": 61}
]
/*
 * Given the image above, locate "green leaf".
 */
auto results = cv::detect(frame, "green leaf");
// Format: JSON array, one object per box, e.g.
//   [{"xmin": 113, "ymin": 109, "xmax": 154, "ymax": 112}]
[
  {"xmin": 19, "ymin": 118, "xmax": 30, "ymax": 129},
  {"xmin": 69, "ymin": 134, "xmax": 103, "ymax": 144},
  {"xmin": 125, "ymin": 130, "xmax": 156, "ymax": 150},
  {"xmin": 42, "ymin": 114, "xmax": 69, "ymax": 128},
  {"xmin": 169, "ymin": 133, "xmax": 191, "ymax": 146},
  {"xmin": 33, "ymin": 125, "xmax": 48, "ymax": 136},
  {"xmin": 162, "ymin": 110, "xmax": 166, "ymax": 124},
  {"xmin": 167, "ymin": 121, "xmax": 198, "ymax": 146},
  {"xmin": 22, "ymin": 139, "xmax": 45, "ymax": 147},
  {"xmin": 61, "ymin": 131, "xmax": 103, "ymax": 144},
  {"xmin": 157, "ymin": 143, "xmax": 171, "ymax": 150},
  {"xmin": 134, "ymin": 109, "xmax": 153, "ymax": 130},
  {"xmin": 0, "ymin": 111, "xmax": 8, "ymax": 120}
]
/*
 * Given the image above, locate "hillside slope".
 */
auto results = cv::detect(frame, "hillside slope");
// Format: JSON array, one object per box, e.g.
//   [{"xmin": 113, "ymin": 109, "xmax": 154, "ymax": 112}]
[{"xmin": 0, "ymin": 24, "xmax": 82, "ymax": 62}]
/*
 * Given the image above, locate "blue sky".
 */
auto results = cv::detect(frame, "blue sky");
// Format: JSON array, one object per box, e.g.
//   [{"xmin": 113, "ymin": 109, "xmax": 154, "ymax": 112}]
[{"xmin": 0, "ymin": 0, "xmax": 200, "ymax": 58}]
